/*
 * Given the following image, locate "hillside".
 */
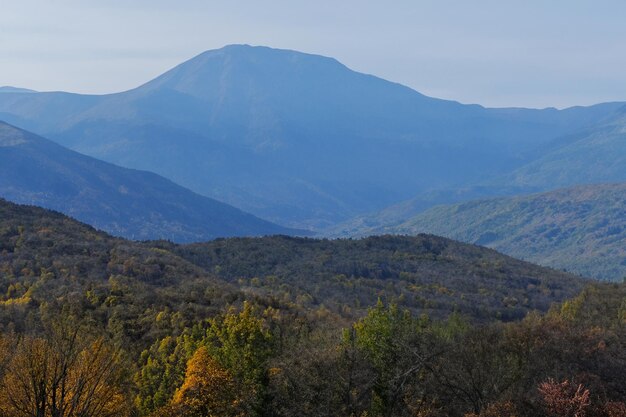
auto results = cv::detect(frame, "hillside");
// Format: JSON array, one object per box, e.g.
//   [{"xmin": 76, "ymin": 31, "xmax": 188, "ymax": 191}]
[
  {"xmin": 0, "ymin": 198, "xmax": 585, "ymax": 325},
  {"xmin": 323, "ymin": 185, "xmax": 531, "ymax": 237},
  {"xmin": 368, "ymin": 183, "xmax": 626, "ymax": 280},
  {"xmin": 0, "ymin": 121, "xmax": 301, "ymax": 241},
  {"xmin": 503, "ymin": 105, "xmax": 626, "ymax": 189},
  {"xmin": 0, "ymin": 45, "xmax": 622, "ymax": 228},
  {"xmin": 3, "ymin": 198, "xmax": 623, "ymax": 417},
  {"xmin": 170, "ymin": 233, "xmax": 588, "ymax": 321}
]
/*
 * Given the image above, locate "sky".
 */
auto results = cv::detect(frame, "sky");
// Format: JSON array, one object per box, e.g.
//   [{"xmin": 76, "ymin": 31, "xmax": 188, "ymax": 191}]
[{"xmin": 1, "ymin": 1, "xmax": 625, "ymax": 108}]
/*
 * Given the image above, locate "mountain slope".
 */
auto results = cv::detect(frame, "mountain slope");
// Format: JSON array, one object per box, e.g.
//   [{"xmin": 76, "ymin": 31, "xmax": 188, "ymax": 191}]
[
  {"xmin": 368, "ymin": 183, "xmax": 626, "ymax": 280},
  {"xmin": 503, "ymin": 106, "xmax": 626, "ymax": 189},
  {"xmin": 169, "ymin": 233, "xmax": 586, "ymax": 321},
  {"xmin": 0, "ymin": 45, "xmax": 622, "ymax": 228},
  {"xmin": 0, "ymin": 198, "xmax": 586, "ymax": 323},
  {"xmin": 0, "ymin": 121, "xmax": 302, "ymax": 241}
]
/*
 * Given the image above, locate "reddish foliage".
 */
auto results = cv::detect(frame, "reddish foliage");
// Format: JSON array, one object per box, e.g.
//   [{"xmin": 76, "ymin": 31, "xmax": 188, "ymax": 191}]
[{"xmin": 538, "ymin": 378, "xmax": 591, "ymax": 417}]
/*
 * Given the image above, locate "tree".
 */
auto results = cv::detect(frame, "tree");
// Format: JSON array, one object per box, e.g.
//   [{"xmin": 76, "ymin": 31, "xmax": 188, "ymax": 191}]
[
  {"xmin": 0, "ymin": 326, "xmax": 129, "ymax": 417},
  {"xmin": 538, "ymin": 379, "xmax": 591, "ymax": 417},
  {"xmin": 352, "ymin": 301, "xmax": 436, "ymax": 417},
  {"xmin": 134, "ymin": 325, "xmax": 204, "ymax": 415},
  {"xmin": 205, "ymin": 302, "xmax": 274, "ymax": 416},
  {"xmin": 164, "ymin": 346, "xmax": 242, "ymax": 417}
]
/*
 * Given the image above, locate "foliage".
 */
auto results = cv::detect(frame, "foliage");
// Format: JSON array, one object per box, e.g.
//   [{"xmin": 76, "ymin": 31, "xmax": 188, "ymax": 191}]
[
  {"xmin": 538, "ymin": 379, "xmax": 591, "ymax": 417},
  {"xmin": 165, "ymin": 346, "xmax": 243, "ymax": 417},
  {"xmin": 374, "ymin": 183, "xmax": 626, "ymax": 281},
  {"xmin": 0, "ymin": 324, "xmax": 130, "ymax": 417},
  {"xmin": 0, "ymin": 198, "xmax": 625, "ymax": 416}
]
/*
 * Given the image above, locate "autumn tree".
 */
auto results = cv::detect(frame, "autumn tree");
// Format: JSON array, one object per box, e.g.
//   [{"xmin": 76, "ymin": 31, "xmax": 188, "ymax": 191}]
[
  {"xmin": 156, "ymin": 346, "xmax": 243, "ymax": 417},
  {"xmin": 0, "ymin": 325, "xmax": 130, "ymax": 417},
  {"xmin": 134, "ymin": 325, "xmax": 205, "ymax": 415},
  {"xmin": 538, "ymin": 379, "xmax": 591, "ymax": 417}
]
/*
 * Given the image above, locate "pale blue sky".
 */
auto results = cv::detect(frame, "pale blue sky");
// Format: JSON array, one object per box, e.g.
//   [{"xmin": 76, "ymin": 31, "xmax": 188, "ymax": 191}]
[{"xmin": 1, "ymin": 0, "xmax": 625, "ymax": 108}]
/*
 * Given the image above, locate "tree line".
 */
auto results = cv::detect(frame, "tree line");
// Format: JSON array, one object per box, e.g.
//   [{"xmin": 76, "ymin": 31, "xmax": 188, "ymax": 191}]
[{"xmin": 0, "ymin": 283, "xmax": 623, "ymax": 417}]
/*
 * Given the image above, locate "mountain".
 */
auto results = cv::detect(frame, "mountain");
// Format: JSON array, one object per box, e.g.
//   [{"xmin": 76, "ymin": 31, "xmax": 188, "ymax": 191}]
[
  {"xmin": 0, "ymin": 121, "xmax": 302, "ymax": 241},
  {"xmin": 0, "ymin": 86, "xmax": 36, "ymax": 94},
  {"xmin": 362, "ymin": 183, "xmax": 626, "ymax": 281},
  {"xmin": 0, "ymin": 197, "xmax": 585, "ymax": 324},
  {"xmin": 503, "ymin": 105, "xmax": 626, "ymax": 189},
  {"xmin": 0, "ymin": 45, "xmax": 622, "ymax": 229},
  {"xmin": 326, "ymin": 105, "xmax": 626, "ymax": 239},
  {"xmin": 322, "ymin": 185, "xmax": 532, "ymax": 237}
]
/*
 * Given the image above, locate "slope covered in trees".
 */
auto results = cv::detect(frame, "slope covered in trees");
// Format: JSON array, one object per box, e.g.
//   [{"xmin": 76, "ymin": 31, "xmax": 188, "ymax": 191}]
[
  {"xmin": 0, "ymin": 198, "xmax": 624, "ymax": 416},
  {"xmin": 169, "ymin": 234, "xmax": 585, "ymax": 321},
  {"xmin": 0, "ymin": 198, "xmax": 583, "ymax": 328},
  {"xmin": 504, "ymin": 106, "xmax": 626, "ymax": 190},
  {"xmin": 359, "ymin": 183, "xmax": 626, "ymax": 280}
]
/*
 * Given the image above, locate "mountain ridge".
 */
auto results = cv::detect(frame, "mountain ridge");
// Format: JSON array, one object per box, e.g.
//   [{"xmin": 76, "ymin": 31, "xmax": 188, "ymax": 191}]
[
  {"xmin": 357, "ymin": 182, "xmax": 626, "ymax": 280},
  {"xmin": 0, "ymin": 45, "xmax": 624, "ymax": 228},
  {"xmin": 0, "ymin": 196, "xmax": 586, "ymax": 322},
  {"xmin": 0, "ymin": 121, "xmax": 304, "ymax": 241}
]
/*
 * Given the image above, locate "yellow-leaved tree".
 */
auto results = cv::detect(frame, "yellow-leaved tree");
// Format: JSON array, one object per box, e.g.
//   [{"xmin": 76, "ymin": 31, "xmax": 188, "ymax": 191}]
[
  {"xmin": 152, "ymin": 346, "xmax": 243, "ymax": 417},
  {"xmin": 0, "ymin": 327, "xmax": 130, "ymax": 417}
]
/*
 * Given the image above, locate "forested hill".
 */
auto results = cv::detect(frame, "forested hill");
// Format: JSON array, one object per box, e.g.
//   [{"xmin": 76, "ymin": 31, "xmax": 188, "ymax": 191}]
[
  {"xmin": 169, "ymin": 234, "xmax": 586, "ymax": 321},
  {"xmin": 0, "ymin": 198, "xmax": 239, "ymax": 342},
  {"xmin": 3, "ymin": 199, "xmax": 625, "ymax": 417},
  {"xmin": 0, "ymin": 198, "xmax": 585, "ymax": 331},
  {"xmin": 362, "ymin": 183, "xmax": 626, "ymax": 281}
]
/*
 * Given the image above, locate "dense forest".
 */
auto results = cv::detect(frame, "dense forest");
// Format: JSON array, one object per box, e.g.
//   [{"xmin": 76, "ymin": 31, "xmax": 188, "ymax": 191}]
[{"xmin": 0, "ymin": 199, "xmax": 625, "ymax": 416}]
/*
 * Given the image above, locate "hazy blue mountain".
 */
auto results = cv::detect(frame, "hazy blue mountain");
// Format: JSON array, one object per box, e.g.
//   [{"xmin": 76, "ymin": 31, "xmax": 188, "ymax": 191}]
[
  {"xmin": 0, "ymin": 45, "xmax": 623, "ymax": 228},
  {"xmin": 502, "ymin": 106, "xmax": 626, "ymax": 189},
  {"xmin": 322, "ymin": 185, "xmax": 537, "ymax": 237},
  {"xmin": 361, "ymin": 183, "xmax": 626, "ymax": 281},
  {"xmin": 328, "ymin": 106, "xmax": 626, "ymax": 237},
  {"xmin": 0, "ymin": 86, "xmax": 36, "ymax": 94},
  {"xmin": 0, "ymin": 121, "xmax": 303, "ymax": 241}
]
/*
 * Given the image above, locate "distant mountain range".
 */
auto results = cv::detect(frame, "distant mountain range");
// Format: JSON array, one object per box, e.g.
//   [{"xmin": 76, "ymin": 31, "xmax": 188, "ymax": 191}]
[
  {"xmin": 502, "ymin": 106, "xmax": 626, "ymax": 189},
  {"xmin": 351, "ymin": 183, "xmax": 626, "ymax": 281},
  {"xmin": 0, "ymin": 121, "xmax": 302, "ymax": 241},
  {"xmin": 0, "ymin": 44, "xmax": 624, "ymax": 229}
]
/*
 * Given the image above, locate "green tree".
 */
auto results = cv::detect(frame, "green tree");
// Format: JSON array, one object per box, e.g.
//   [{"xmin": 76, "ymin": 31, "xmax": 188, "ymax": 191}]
[
  {"xmin": 134, "ymin": 325, "xmax": 205, "ymax": 415},
  {"xmin": 352, "ymin": 300, "xmax": 435, "ymax": 417},
  {"xmin": 205, "ymin": 302, "xmax": 274, "ymax": 416}
]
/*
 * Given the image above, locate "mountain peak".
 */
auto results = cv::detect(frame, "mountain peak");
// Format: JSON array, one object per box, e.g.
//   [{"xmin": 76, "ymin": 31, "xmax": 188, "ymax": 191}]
[
  {"xmin": 196, "ymin": 43, "xmax": 341, "ymax": 64},
  {"xmin": 138, "ymin": 44, "xmax": 349, "ymax": 97}
]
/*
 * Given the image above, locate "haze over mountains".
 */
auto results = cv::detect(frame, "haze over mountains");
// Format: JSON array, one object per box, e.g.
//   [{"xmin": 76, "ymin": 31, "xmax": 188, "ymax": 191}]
[
  {"xmin": 0, "ymin": 122, "xmax": 300, "ymax": 241},
  {"xmin": 503, "ymin": 106, "xmax": 626, "ymax": 189},
  {"xmin": 2, "ymin": 44, "xmax": 626, "ymax": 282},
  {"xmin": 0, "ymin": 44, "xmax": 624, "ymax": 230}
]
